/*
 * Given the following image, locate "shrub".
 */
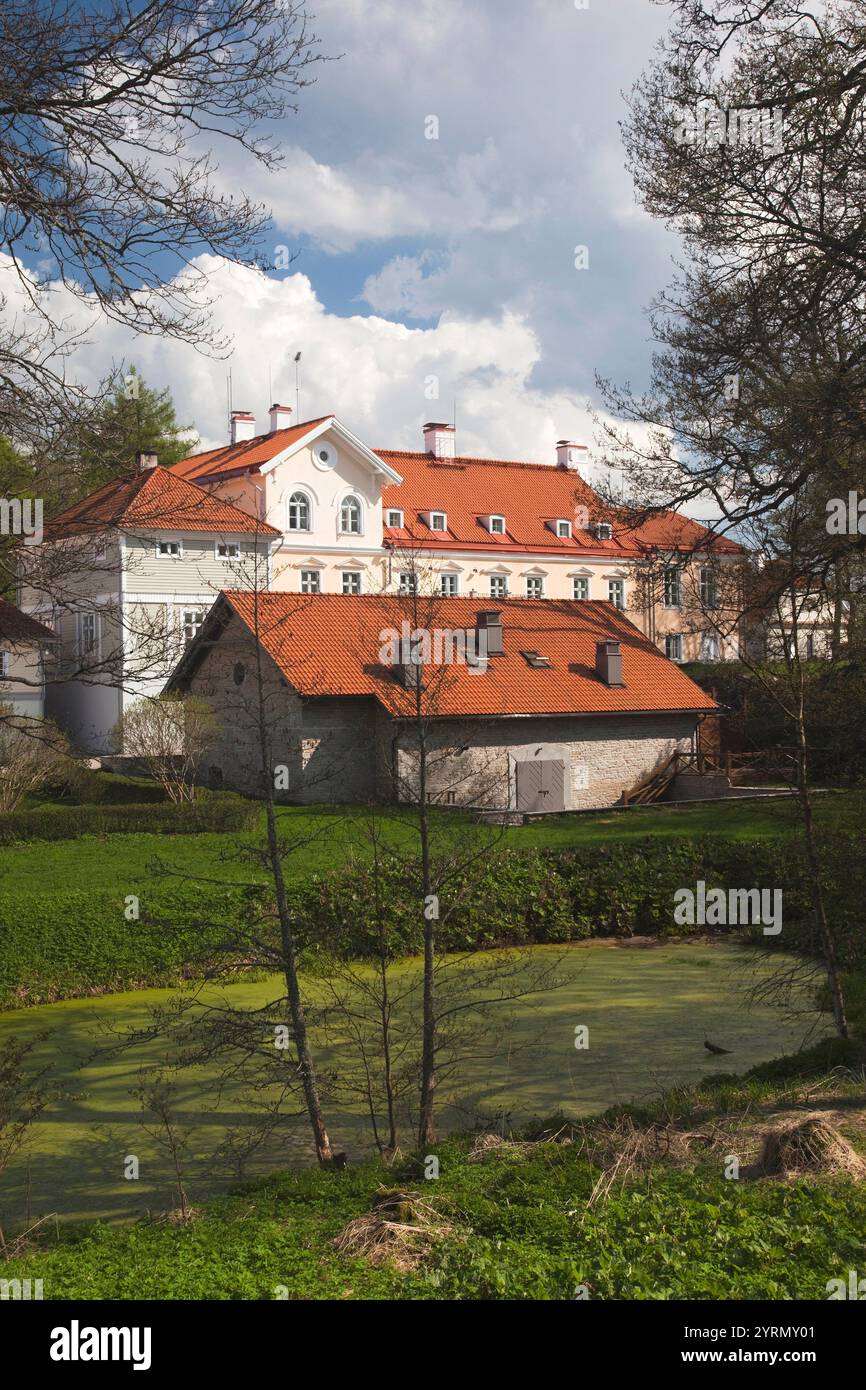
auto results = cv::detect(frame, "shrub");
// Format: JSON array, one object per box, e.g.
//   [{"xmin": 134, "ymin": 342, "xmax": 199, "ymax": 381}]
[
  {"xmin": 0, "ymin": 705, "xmax": 75, "ymax": 811},
  {"xmin": 3, "ymin": 828, "xmax": 862, "ymax": 1007},
  {"xmin": 0, "ymin": 795, "xmax": 258, "ymax": 845}
]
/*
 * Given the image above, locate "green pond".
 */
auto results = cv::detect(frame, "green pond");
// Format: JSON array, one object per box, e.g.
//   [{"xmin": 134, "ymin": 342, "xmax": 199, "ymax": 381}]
[{"xmin": 0, "ymin": 940, "xmax": 822, "ymax": 1226}]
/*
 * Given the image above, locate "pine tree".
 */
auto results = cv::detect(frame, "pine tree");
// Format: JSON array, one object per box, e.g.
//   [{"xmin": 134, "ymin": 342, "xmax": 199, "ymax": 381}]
[{"xmin": 67, "ymin": 371, "xmax": 197, "ymax": 496}]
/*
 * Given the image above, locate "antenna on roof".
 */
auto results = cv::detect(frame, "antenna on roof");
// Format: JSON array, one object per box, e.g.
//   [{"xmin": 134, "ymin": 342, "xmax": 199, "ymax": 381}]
[
  {"xmin": 294, "ymin": 351, "xmax": 302, "ymax": 421},
  {"xmin": 226, "ymin": 369, "xmax": 233, "ymax": 443},
  {"xmin": 453, "ymin": 396, "xmax": 457, "ymax": 456}
]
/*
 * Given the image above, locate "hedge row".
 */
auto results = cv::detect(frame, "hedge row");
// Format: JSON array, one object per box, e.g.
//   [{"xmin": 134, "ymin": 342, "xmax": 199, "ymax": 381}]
[
  {"xmin": 292, "ymin": 833, "xmax": 863, "ymax": 963},
  {"xmin": 3, "ymin": 831, "xmax": 861, "ymax": 1007},
  {"xmin": 0, "ymin": 796, "xmax": 260, "ymax": 844}
]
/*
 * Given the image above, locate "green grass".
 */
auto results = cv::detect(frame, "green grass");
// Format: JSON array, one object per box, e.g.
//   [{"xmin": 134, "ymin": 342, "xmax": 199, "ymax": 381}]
[
  {"xmin": 0, "ymin": 788, "xmax": 861, "ymax": 897},
  {"xmin": 0, "ymin": 940, "xmax": 827, "ymax": 1228},
  {"xmin": 3, "ymin": 1051, "xmax": 865, "ymax": 1300}
]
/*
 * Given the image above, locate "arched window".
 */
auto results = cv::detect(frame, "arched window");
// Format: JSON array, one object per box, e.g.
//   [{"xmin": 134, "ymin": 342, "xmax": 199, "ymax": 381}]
[
  {"xmin": 287, "ymin": 492, "xmax": 310, "ymax": 531},
  {"xmin": 340, "ymin": 494, "xmax": 362, "ymax": 534}
]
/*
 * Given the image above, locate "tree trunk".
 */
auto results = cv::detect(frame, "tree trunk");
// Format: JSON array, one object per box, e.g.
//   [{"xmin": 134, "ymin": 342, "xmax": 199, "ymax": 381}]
[
  {"xmin": 264, "ymin": 798, "xmax": 335, "ymax": 1163},
  {"xmin": 417, "ymin": 718, "xmax": 436, "ymax": 1148}
]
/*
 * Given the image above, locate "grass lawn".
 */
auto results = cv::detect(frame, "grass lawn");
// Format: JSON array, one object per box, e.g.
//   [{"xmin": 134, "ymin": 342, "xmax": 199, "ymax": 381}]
[
  {"xmin": 0, "ymin": 786, "xmax": 861, "ymax": 898},
  {"xmin": 0, "ymin": 939, "xmax": 826, "ymax": 1228}
]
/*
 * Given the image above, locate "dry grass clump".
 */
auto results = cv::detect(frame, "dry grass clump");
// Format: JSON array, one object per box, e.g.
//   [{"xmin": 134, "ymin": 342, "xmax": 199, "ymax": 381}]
[
  {"xmin": 586, "ymin": 1118, "xmax": 704, "ymax": 1205},
  {"xmin": 758, "ymin": 1115, "xmax": 866, "ymax": 1180},
  {"xmin": 333, "ymin": 1188, "xmax": 456, "ymax": 1271},
  {"xmin": 467, "ymin": 1133, "xmax": 538, "ymax": 1162},
  {"xmin": 467, "ymin": 1123, "xmax": 577, "ymax": 1162}
]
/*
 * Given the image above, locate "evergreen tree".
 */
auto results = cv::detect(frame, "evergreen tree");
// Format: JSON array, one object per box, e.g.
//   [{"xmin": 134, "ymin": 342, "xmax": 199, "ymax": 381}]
[{"xmin": 67, "ymin": 371, "xmax": 197, "ymax": 496}]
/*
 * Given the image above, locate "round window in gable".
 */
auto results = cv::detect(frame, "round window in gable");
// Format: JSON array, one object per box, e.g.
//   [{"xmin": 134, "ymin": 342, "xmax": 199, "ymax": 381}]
[
  {"xmin": 313, "ymin": 442, "xmax": 337, "ymax": 471},
  {"xmin": 233, "ymin": 662, "xmax": 246, "ymax": 686}
]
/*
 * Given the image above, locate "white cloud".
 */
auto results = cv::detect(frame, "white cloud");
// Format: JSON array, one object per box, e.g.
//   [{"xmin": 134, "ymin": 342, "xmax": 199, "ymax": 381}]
[{"xmin": 3, "ymin": 251, "xmax": 610, "ymax": 461}]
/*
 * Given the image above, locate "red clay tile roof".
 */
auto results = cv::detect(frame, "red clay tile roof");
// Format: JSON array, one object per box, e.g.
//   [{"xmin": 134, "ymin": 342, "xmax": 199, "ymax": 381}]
[
  {"xmin": 212, "ymin": 592, "xmax": 717, "ymax": 719},
  {"xmin": 46, "ymin": 466, "xmax": 281, "ymax": 539},
  {"xmin": 171, "ymin": 421, "xmax": 743, "ymax": 558},
  {"xmin": 172, "ymin": 417, "xmax": 335, "ymax": 482},
  {"xmin": 377, "ymin": 451, "xmax": 744, "ymax": 559},
  {"xmin": 0, "ymin": 597, "xmax": 57, "ymax": 644}
]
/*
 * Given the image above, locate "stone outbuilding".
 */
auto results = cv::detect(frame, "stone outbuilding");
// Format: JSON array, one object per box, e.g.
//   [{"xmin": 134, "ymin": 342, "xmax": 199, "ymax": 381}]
[{"xmin": 166, "ymin": 593, "xmax": 718, "ymax": 812}]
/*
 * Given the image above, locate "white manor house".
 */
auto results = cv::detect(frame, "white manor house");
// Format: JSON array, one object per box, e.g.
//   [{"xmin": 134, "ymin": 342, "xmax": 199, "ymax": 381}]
[{"xmin": 15, "ymin": 406, "xmax": 744, "ymax": 752}]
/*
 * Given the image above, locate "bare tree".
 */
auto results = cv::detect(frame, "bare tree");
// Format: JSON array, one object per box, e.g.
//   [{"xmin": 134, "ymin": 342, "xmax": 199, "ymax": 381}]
[
  {"xmin": 113, "ymin": 692, "xmax": 219, "ymax": 803},
  {"xmin": 0, "ymin": 703, "xmax": 74, "ymax": 811},
  {"xmin": 0, "ymin": 0, "xmax": 326, "ymax": 435},
  {"xmin": 370, "ymin": 538, "xmax": 566, "ymax": 1148}
]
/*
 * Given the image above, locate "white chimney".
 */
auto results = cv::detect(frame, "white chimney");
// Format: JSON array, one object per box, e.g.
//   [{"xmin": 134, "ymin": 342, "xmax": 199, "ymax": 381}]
[
  {"xmin": 269, "ymin": 403, "xmax": 293, "ymax": 433},
  {"xmin": 423, "ymin": 422, "xmax": 456, "ymax": 459},
  {"xmin": 230, "ymin": 411, "xmax": 256, "ymax": 445},
  {"xmin": 136, "ymin": 452, "xmax": 158, "ymax": 472},
  {"xmin": 556, "ymin": 439, "xmax": 589, "ymax": 470}
]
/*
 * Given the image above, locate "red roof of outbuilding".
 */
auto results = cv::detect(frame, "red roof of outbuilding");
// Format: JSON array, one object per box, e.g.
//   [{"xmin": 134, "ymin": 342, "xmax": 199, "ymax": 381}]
[{"xmin": 206, "ymin": 592, "xmax": 717, "ymax": 719}]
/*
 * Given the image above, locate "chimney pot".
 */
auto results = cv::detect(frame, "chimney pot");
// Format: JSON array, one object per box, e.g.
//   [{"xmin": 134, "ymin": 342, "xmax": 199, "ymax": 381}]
[
  {"xmin": 269, "ymin": 403, "xmax": 293, "ymax": 433},
  {"xmin": 423, "ymin": 421, "xmax": 456, "ymax": 459},
  {"xmin": 230, "ymin": 410, "xmax": 256, "ymax": 445},
  {"xmin": 596, "ymin": 639, "xmax": 624, "ymax": 686},
  {"xmin": 556, "ymin": 439, "xmax": 588, "ymax": 470}
]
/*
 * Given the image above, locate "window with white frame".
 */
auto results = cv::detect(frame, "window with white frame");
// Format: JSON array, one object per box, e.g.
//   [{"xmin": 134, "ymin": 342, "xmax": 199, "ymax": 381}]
[
  {"xmin": 663, "ymin": 566, "xmax": 683, "ymax": 608},
  {"xmin": 216, "ymin": 541, "xmax": 240, "ymax": 559},
  {"xmin": 608, "ymin": 579, "xmax": 625, "ymax": 609},
  {"xmin": 77, "ymin": 611, "xmax": 100, "ymax": 657},
  {"xmin": 180, "ymin": 608, "xmax": 206, "ymax": 646},
  {"xmin": 288, "ymin": 492, "xmax": 310, "ymax": 531},
  {"xmin": 341, "ymin": 571, "xmax": 361, "ymax": 594},
  {"xmin": 665, "ymin": 633, "xmax": 683, "ymax": 662},
  {"xmin": 572, "ymin": 576, "xmax": 589, "ymax": 600},
  {"xmin": 556, "ymin": 519, "xmax": 572, "ymax": 539},
  {"xmin": 386, "ymin": 509, "xmax": 404, "ymax": 528},
  {"xmin": 440, "ymin": 573, "xmax": 458, "ymax": 596},
  {"xmin": 525, "ymin": 575, "xmax": 544, "ymax": 598},
  {"xmin": 592, "ymin": 522, "xmax": 613, "ymax": 541},
  {"xmin": 158, "ymin": 539, "xmax": 181, "ymax": 558},
  {"xmin": 429, "ymin": 512, "xmax": 447, "ymax": 532},
  {"xmin": 488, "ymin": 515, "xmax": 506, "ymax": 535},
  {"xmin": 700, "ymin": 631, "xmax": 720, "ymax": 662},
  {"xmin": 490, "ymin": 575, "xmax": 508, "ymax": 598},
  {"xmin": 0, "ymin": 650, "xmax": 8, "ymax": 678},
  {"xmin": 301, "ymin": 570, "xmax": 321, "ymax": 594},
  {"xmin": 700, "ymin": 565, "xmax": 719, "ymax": 609},
  {"xmin": 339, "ymin": 495, "xmax": 362, "ymax": 534},
  {"xmin": 399, "ymin": 572, "xmax": 417, "ymax": 595}
]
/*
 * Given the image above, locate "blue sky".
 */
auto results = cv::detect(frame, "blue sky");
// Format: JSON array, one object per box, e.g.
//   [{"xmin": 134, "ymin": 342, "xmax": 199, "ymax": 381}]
[{"xmin": 3, "ymin": 0, "xmax": 681, "ymax": 461}]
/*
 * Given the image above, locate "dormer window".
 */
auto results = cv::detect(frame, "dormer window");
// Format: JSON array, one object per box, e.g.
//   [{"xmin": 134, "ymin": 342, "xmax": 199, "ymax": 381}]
[
  {"xmin": 386, "ymin": 509, "xmax": 404, "ymax": 529},
  {"xmin": 339, "ymin": 495, "xmax": 362, "ymax": 535},
  {"xmin": 429, "ymin": 511, "xmax": 447, "ymax": 532},
  {"xmin": 556, "ymin": 519, "xmax": 571, "ymax": 539},
  {"xmin": 488, "ymin": 515, "xmax": 506, "ymax": 535},
  {"xmin": 592, "ymin": 522, "xmax": 613, "ymax": 542}
]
